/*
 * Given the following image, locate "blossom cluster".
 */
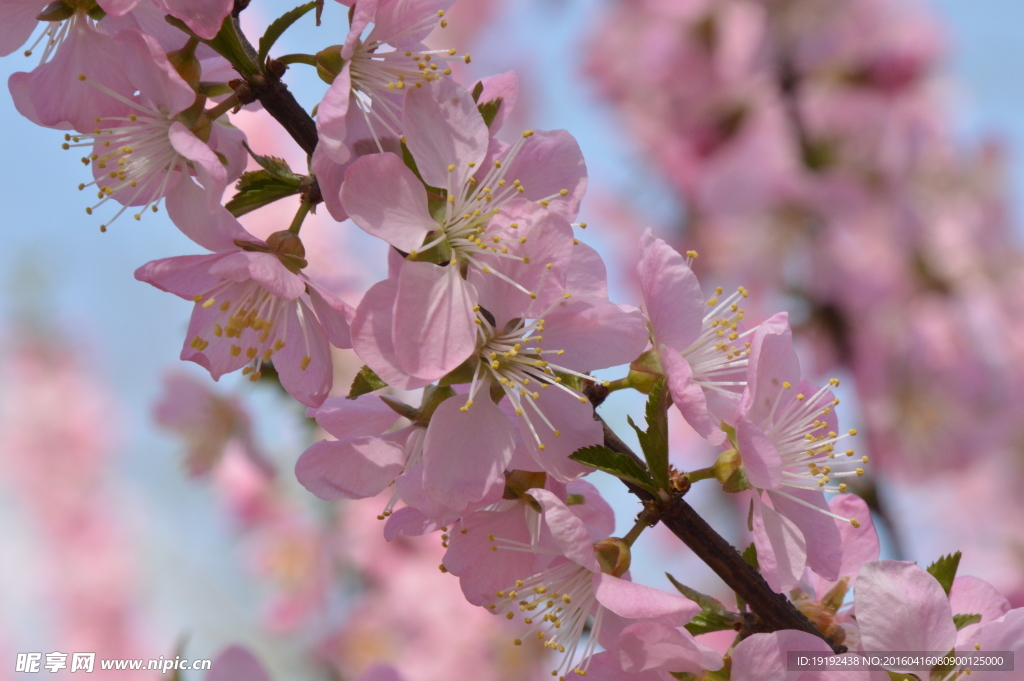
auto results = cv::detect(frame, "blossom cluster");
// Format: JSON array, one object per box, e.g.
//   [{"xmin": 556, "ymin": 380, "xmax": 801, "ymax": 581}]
[{"xmin": 5, "ymin": 0, "xmax": 1024, "ymax": 678}]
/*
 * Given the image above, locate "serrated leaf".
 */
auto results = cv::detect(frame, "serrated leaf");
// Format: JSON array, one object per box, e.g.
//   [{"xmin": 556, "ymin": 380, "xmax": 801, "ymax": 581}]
[
  {"xmin": 478, "ymin": 97, "xmax": 503, "ymax": 128},
  {"xmin": 741, "ymin": 542, "xmax": 758, "ymax": 570},
  {"xmin": 953, "ymin": 613, "xmax": 981, "ymax": 630},
  {"xmin": 569, "ymin": 445, "xmax": 656, "ymax": 493},
  {"xmin": 243, "ymin": 143, "xmax": 303, "ymax": 182},
  {"xmin": 347, "ymin": 366, "xmax": 387, "ymax": 399},
  {"xmin": 225, "ymin": 170, "xmax": 302, "ymax": 216},
  {"xmin": 926, "ymin": 551, "xmax": 961, "ymax": 596},
  {"xmin": 626, "ymin": 379, "xmax": 669, "ymax": 491},
  {"xmin": 258, "ymin": 1, "xmax": 318, "ymax": 63}
]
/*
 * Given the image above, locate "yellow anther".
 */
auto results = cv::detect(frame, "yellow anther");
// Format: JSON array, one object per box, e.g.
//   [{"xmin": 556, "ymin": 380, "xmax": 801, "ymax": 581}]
[{"xmin": 301, "ymin": 355, "xmax": 312, "ymax": 370}]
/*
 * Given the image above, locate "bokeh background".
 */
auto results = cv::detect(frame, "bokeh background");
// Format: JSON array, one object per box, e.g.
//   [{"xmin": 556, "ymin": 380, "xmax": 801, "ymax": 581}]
[{"xmin": 2, "ymin": 0, "xmax": 1024, "ymax": 678}]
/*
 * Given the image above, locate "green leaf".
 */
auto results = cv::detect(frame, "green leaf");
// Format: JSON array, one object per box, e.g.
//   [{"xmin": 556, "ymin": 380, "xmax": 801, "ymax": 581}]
[
  {"xmin": 243, "ymin": 143, "xmax": 303, "ymax": 182},
  {"xmin": 569, "ymin": 445, "xmax": 656, "ymax": 493},
  {"xmin": 953, "ymin": 613, "xmax": 982, "ymax": 630},
  {"xmin": 926, "ymin": 551, "xmax": 961, "ymax": 596},
  {"xmin": 258, "ymin": 2, "xmax": 318, "ymax": 63},
  {"xmin": 225, "ymin": 170, "xmax": 302, "ymax": 216},
  {"xmin": 347, "ymin": 366, "xmax": 388, "ymax": 399},
  {"xmin": 626, "ymin": 379, "xmax": 669, "ymax": 491},
  {"xmin": 741, "ymin": 542, "xmax": 758, "ymax": 570},
  {"xmin": 478, "ymin": 97, "xmax": 503, "ymax": 128}
]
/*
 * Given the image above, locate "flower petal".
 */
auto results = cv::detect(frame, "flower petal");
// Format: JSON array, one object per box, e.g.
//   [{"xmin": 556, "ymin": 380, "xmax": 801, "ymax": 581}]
[
  {"xmin": 403, "ymin": 77, "xmax": 488, "ymax": 190},
  {"xmin": 393, "ymin": 260, "xmax": 477, "ymax": 380},
  {"xmin": 350, "ymin": 277, "xmax": 432, "ymax": 391},
  {"xmin": 856, "ymin": 560, "xmax": 957, "ymax": 662},
  {"xmin": 664, "ymin": 348, "xmax": 727, "ymax": 446},
  {"xmin": 614, "ymin": 621, "xmax": 723, "ymax": 675},
  {"xmin": 752, "ymin": 493, "xmax": 807, "ymax": 592},
  {"xmin": 500, "ymin": 129, "xmax": 587, "ymax": 221},
  {"xmin": 767, "ymin": 488, "xmax": 842, "ymax": 583},
  {"xmin": 537, "ymin": 296, "xmax": 649, "ymax": 373},
  {"xmin": 295, "ymin": 435, "xmax": 405, "ymax": 500},
  {"xmin": 526, "ymin": 488, "xmax": 600, "ymax": 573},
  {"xmin": 422, "ymin": 396, "xmax": 514, "ymax": 510},
  {"xmin": 638, "ymin": 231, "xmax": 705, "ymax": 351},
  {"xmin": 341, "ymin": 152, "xmax": 437, "ymax": 253},
  {"xmin": 306, "ymin": 394, "xmax": 399, "ymax": 439},
  {"xmin": 272, "ymin": 298, "xmax": 334, "ymax": 407},
  {"xmin": 594, "ymin": 574, "xmax": 700, "ymax": 622}
]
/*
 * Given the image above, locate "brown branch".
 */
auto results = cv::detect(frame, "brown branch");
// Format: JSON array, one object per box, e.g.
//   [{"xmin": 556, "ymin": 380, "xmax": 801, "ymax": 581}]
[{"xmin": 601, "ymin": 420, "xmax": 846, "ymax": 654}]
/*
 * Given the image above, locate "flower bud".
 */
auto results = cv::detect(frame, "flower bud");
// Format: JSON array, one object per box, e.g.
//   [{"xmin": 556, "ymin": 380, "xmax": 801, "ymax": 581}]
[
  {"xmin": 167, "ymin": 39, "xmax": 202, "ymax": 90},
  {"xmin": 266, "ymin": 231, "xmax": 306, "ymax": 258},
  {"xmin": 593, "ymin": 537, "xmax": 631, "ymax": 577},
  {"xmin": 713, "ymin": 448, "xmax": 751, "ymax": 492},
  {"xmin": 315, "ymin": 46, "xmax": 345, "ymax": 85},
  {"xmin": 626, "ymin": 348, "xmax": 665, "ymax": 394}
]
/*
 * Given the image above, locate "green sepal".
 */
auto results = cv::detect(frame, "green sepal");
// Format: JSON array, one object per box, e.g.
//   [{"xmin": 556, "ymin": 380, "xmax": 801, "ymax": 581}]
[
  {"xmin": 258, "ymin": 2, "xmax": 317, "ymax": 63},
  {"xmin": 36, "ymin": 1, "xmax": 75, "ymax": 22},
  {"xmin": 720, "ymin": 420, "xmax": 739, "ymax": 449},
  {"xmin": 953, "ymin": 613, "xmax": 981, "ymax": 630},
  {"xmin": 380, "ymin": 396, "xmax": 419, "ymax": 421},
  {"xmin": 478, "ymin": 97, "xmax": 503, "ymax": 128},
  {"xmin": 471, "ymin": 80, "xmax": 484, "ymax": 102},
  {"xmin": 741, "ymin": 542, "xmax": 758, "ymax": 570},
  {"xmin": 569, "ymin": 445, "xmax": 657, "ymax": 494},
  {"xmin": 926, "ymin": 551, "xmax": 961, "ymax": 597},
  {"xmin": 198, "ymin": 81, "xmax": 235, "ymax": 97},
  {"xmin": 347, "ymin": 366, "xmax": 388, "ymax": 399},
  {"xmin": 666, "ymin": 573, "xmax": 742, "ymax": 637},
  {"xmin": 929, "ymin": 647, "xmax": 957, "ymax": 681},
  {"xmin": 565, "ymin": 494, "xmax": 586, "ymax": 506},
  {"xmin": 315, "ymin": 46, "xmax": 344, "ymax": 84}
]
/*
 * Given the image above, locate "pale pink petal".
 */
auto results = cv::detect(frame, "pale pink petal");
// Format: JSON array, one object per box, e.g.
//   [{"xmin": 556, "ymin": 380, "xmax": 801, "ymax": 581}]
[
  {"xmin": 306, "ymin": 281, "xmax": 354, "ymax": 348},
  {"xmin": 830, "ymin": 494, "xmax": 879, "ymax": 584},
  {"xmin": 342, "ymin": 152, "xmax": 438, "ymax": 252},
  {"xmin": 206, "ymin": 646, "xmax": 269, "ymax": 681},
  {"xmin": 395, "ymin": 460, "xmax": 472, "ymax": 527},
  {"xmin": 168, "ymin": 120, "xmax": 228, "ymax": 189},
  {"xmin": 315, "ymin": 62, "xmax": 353, "ymax": 163},
  {"xmin": 500, "ymin": 129, "xmax": 587, "ymax": 221},
  {"xmin": 306, "ymin": 395, "xmax": 399, "ymax": 439},
  {"xmin": 967, "ymin": 609, "xmax": 1024, "ymax": 666},
  {"xmin": 474, "ymin": 70, "xmax": 518, "ymax": 131},
  {"xmin": 752, "ymin": 493, "xmax": 807, "ymax": 592},
  {"xmin": 664, "ymin": 348, "xmax": 727, "ymax": 446},
  {"xmin": 114, "ymin": 28, "xmax": 195, "ymax": 114},
  {"xmin": 537, "ymin": 296, "xmax": 649, "ymax": 373},
  {"xmin": 638, "ymin": 231, "xmax": 705, "ymax": 350},
  {"xmin": 341, "ymin": 0, "xmax": 377, "ymax": 59},
  {"xmin": 209, "ymin": 121, "xmax": 248, "ymax": 184},
  {"xmin": 383, "ymin": 506, "xmax": 443, "ymax": 540},
  {"xmin": 271, "ymin": 299, "xmax": 334, "ymax": 407},
  {"xmin": 350, "ymin": 277, "xmax": 432, "ymax": 391},
  {"xmin": 443, "ymin": 505, "xmax": 551, "ymax": 606},
  {"xmin": 731, "ymin": 630, "xmax": 833, "ymax": 681},
  {"xmin": 311, "ymin": 144, "xmax": 348, "ymax": 221},
  {"xmin": 614, "ymin": 622, "xmax": 723, "ymax": 675},
  {"xmin": 735, "ymin": 412, "xmax": 781, "ymax": 488},
  {"xmin": 207, "ymin": 252, "xmax": 306, "ymax": 300},
  {"xmin": 164, "ymin": 174, "xmax": 253, "ymax": 252},
  {"xmin": 367, "ymin": 0, "xmax": 455, "ymax": 47},
  {"xmin": 151, "ymin": 0, "xmax": 233, "ymax": 40},
  {"xmin": 566, "ymin": 241, "xmax": 608, "ymax": 299},
  {"xmin": 527, "ymin": 488, "xmax": 600, "ymax": 572},
  {"xmin": 580, "ymin": 653, "xmax": 661, "ymax": 681},
  {"xmin": 743, "ymin": 312, "xmax": 799, "ymax": 425},
  {"xmin": 594, "ymin": 574, "xmax": 700, "ymax": 622},
  {"xmin": 768, "ymin": 489, "xmax": 842, "ymax": 582},
  {"xmin": 97, "ymin": 0, "xmax": 140, "ymax": 17},
  {"xmin": 134, "ymin": 253, "xmax": 226, "ymax": 299},
  {"xmin": 422, "ymin": 396, "xmax": 514, "ymax": 510},
  {"xmin": 180, "ymin": 297, "xmax": 251, "ymax": 379},
  {"xmin": 856, "ymin": 561, "xmax": 957, "ymax": 661},
  {"xmin": 403, "ymin": 77, "xmax": 488, "ymax": 190},
  {"xmin": 28, "ymin": 19, "xmax": 134, "ymax": 130},
  {"xmin": 519, "ymin": 388, "xmax": 600, "ymax": 483},
  {"xmin": 0, "ymin": 0, "xmax": 46, "ymax": 57},
  {"xmin": 295, "ymin": 435, "xmax": 405, "ymax": 500},
  {"xmin": 949, "ymin": 576, "xmax": 1010, "ymax": 625},
  {"xmin": 8, "ymin": 71, "xmax": 49, "ymax": 127},
  {"xmin": 393, "ymin": 260, "xmax": 477, "ymax": 379},
  {"xmin": 565, "ymin": 479, "xmax": 616, "ymax": 540}
]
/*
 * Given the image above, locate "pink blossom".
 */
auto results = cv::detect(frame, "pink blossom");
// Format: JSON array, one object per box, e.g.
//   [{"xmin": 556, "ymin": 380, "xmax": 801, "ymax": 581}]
[
  {"xmin": 731, "ymin": 629, "xmax": 869, "ymax": 681},
  {"xmin": 206, "ymin": 646, "xmax": 270, "ymax": 681},
  {"xmin": 486, "ymin": 489, "xmax": 699, "ymax": 678},
  {"xmin": 57, "ymin": 29, "xmax": 245, "ymax": 230},
  {"xmin": 637, "ymin": 230, "xmax": 753, "ymax": 444},
  {"xmin": 153, "ymin": 371, "xmax": 272, "ymax": 477},
  {"xmin": 134, "ymin": 182, "xmax": 353, "ymax": 407}
]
